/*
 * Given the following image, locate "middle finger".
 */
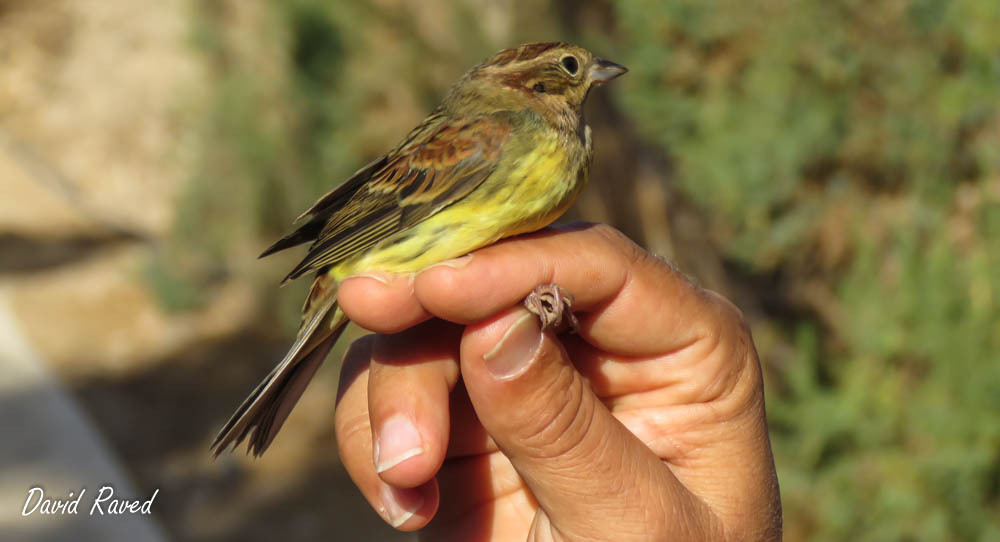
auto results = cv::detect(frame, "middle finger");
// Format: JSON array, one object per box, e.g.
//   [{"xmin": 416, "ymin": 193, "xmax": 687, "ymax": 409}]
[{"xmin": 367, "ymin": 319, "xmax": 463, "ymax": 487}]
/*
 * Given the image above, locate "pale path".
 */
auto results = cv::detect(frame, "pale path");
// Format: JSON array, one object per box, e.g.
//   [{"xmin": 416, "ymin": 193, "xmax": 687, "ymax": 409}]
[{"xmin": 0, "ymin": 292, "xmax": 170, "ymax": 542}]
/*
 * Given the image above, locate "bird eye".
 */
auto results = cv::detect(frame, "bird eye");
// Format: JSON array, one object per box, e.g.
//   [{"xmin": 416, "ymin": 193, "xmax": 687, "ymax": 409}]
[
  {"xmin": 533, "ymin": 82, "xmax": 546, "ymax": 93},
  {"xmin": 560, "ymin": 55, "xmax": 579, "ymax": 75}
]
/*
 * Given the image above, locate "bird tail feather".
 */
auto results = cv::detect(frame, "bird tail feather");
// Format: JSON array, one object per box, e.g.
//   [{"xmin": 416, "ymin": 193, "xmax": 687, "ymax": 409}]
[{"xmin": 212, "ymin": 276, "xmax": 348, "ymax": 457}]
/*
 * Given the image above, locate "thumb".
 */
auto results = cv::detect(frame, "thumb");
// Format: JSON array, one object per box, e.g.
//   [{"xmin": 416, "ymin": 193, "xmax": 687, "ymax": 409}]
[{"xmin": 459, "ymin": 308, "xmax": 711, "ymax": 541}]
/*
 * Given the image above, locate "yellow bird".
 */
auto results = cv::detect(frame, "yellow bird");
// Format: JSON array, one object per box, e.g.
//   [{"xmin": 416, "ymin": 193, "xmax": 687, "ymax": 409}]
[{"xmin": 213, "ymin": 42, "xmax": 626, "ymax": 457}]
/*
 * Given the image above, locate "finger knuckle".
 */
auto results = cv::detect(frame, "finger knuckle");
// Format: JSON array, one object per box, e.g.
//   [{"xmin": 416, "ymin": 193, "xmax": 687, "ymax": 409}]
[
  {"xmin": 589, "ymin": 223, "xmax": 640, "ymax": 256},
  {"xmin": 335, "ymin": 410, "xmax": 372, "ymax": 453},
  {"xmin": 707, "ymin": 290, "xmax": 751, "ymax": 337},
  {"xmin": 518, "ymin": 368, "xmax": 597, "ymax": 460}
]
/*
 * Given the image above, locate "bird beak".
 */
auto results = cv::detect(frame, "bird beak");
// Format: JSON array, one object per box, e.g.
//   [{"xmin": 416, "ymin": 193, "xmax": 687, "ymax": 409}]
[{"xmin": 589, "ymin": 58, "xmax": 628, "ymax": 83}]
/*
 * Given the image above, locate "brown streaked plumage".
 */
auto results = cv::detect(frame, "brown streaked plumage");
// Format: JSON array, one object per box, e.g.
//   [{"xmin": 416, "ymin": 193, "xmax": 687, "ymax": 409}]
[
  {"xmin": 279, "ymin": 115, "xmax": 512, "ymax": 281},
  {"xmin": 212, "ymin": 42, "xmax": 626, "ymax": 457}
]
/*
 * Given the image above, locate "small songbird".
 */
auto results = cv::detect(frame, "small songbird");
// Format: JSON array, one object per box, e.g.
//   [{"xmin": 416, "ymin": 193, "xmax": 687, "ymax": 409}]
[{"xmin": 212, "ymin": 42, "xmax": 626, "ymax": 457}]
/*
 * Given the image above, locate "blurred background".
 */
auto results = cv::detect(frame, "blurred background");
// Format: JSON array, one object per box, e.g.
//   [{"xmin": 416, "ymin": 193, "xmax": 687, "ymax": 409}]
[{"xmin": 1, "ymin": 0, "xmax": 999, "ymax": 540}]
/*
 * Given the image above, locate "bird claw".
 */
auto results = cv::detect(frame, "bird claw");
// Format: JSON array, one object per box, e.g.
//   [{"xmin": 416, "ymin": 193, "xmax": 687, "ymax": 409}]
[{"xmin": 523, "ymin": 284, "xmax": 579, "ymax": 333}]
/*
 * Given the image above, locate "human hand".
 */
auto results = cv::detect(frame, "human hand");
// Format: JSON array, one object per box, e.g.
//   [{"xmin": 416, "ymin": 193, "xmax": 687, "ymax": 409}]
[{"xmin": 334, "ymin": 223, "xmax": 781, "ymax": 541}]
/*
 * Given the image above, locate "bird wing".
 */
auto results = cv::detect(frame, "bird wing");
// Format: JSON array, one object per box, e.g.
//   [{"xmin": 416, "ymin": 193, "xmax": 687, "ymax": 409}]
[
  {"xmin": 280, "ymin": 112, "xmax": 511, "ymax": 282},
  {"xmin": 257, "ymin": 156, "xmax": 389, "ymax": 259}
]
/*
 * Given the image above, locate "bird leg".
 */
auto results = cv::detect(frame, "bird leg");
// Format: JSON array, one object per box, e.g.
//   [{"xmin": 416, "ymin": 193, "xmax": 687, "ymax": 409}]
[{"xmin": 523, "ymin": 284, "xmax": 579, "ymax": 333}]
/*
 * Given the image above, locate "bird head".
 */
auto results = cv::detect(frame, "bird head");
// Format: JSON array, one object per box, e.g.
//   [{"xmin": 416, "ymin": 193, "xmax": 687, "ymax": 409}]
[{"xmin": 444, "ymin": 42, "xmax": 627, "ymax": 131}]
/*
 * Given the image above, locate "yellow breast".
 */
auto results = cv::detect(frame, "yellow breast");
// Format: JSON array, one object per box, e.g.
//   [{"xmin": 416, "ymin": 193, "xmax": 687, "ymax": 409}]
[{"xmin": 333, "ymin": 127, "xmax": 590, "ymax": 277}]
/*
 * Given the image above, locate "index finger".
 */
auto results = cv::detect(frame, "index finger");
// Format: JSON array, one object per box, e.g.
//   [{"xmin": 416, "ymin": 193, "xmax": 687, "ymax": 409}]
[{"xmin": 413, "ymin": 223, "xmax": 726, "ymax": 357}]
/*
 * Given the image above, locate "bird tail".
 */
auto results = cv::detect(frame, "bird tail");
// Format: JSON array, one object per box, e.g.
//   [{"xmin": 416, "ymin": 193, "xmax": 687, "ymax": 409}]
[{"xmin": 212, "ymin": 275, "xmax": 348, "ymax": 457}]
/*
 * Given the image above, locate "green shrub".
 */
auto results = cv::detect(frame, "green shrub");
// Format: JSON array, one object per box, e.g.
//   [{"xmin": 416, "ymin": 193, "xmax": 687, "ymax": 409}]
[{"xmin": 616, "ymin": 0, "xmax": 1000, "ymax": 539}]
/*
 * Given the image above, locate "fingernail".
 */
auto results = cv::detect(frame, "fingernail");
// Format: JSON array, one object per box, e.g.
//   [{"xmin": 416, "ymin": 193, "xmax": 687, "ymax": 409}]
[
  {"xmin": 374, "ymin": 415, "xmax": 425, "ymax": 473},
  {"xmin": 379, "ymin": 484, "xmax": 424, "ymax": 528},
  {"xmin": 483, "ymin": 311, "xmax": 541, "ymax": 380},
  {"xmin": 344, "ymin": 271, "xmax": 396, "ymax": 285},
  {"xmin": 419, "ymin": 254, "xmax": 474, "ymax": 273}
]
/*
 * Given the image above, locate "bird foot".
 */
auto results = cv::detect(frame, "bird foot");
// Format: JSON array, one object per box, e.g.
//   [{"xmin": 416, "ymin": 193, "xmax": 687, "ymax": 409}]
[{"xmin": 523, "ymin": 284, "xmax": 579, "ymax": 333}]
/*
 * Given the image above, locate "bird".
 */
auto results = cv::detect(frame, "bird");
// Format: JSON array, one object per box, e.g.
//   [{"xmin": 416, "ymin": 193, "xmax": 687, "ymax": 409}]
[{"xmin": 212, "ymin": 41, "xmax": 627, "ymax": 457}]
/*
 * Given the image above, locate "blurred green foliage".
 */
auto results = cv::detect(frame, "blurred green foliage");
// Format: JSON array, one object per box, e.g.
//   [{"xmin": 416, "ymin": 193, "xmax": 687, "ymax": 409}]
[
  {"xmin": 616, "ymin": 1, "xmax": 1000, "ymax": 539},
  {"xmin": 161, "ymin": 0, "xmax": 1000, "ymax": 539}
]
